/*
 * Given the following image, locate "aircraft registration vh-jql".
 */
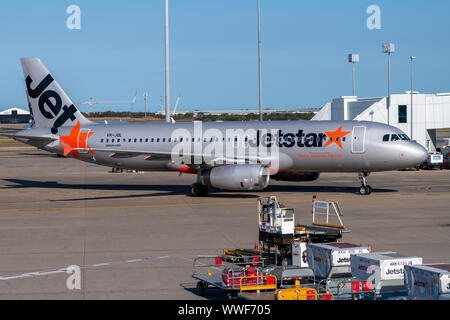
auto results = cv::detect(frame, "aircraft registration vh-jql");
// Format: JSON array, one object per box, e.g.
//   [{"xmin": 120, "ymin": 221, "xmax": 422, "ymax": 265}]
[{"xmin": 13, "ymin": 58, "xmax": 428, "ymax": 196}]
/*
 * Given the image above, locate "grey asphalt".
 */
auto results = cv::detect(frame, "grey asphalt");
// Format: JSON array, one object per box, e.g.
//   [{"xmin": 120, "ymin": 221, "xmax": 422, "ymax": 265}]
[{"xmin": 0, "ymin": 149, "xmax": 449, "ymax": 299}]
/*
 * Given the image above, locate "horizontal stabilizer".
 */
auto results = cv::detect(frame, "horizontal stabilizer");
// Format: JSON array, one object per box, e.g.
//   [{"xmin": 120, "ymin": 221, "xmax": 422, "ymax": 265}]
[{"xmin": 14, "ymin": 135, "xmax": 58, "ymax": 141}]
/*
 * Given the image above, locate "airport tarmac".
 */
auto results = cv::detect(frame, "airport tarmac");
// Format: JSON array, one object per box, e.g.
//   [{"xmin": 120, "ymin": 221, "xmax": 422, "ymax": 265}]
[{"xmin": 0, "ymin": 149, "xmax": 449, "ymax": 299}]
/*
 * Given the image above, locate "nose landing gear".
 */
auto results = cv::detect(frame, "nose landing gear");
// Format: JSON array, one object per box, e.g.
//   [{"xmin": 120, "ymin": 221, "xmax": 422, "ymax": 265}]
[{"xmin": 358, "ymin": 172, "xmax": 372, "ymax": 195}]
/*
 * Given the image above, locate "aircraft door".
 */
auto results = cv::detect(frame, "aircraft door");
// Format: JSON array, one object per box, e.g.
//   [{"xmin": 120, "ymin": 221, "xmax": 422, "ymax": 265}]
[
  {"xmin": 77, "ymin": 128, "xmax": 91, "ymax": 153},
  {"xmin": 351, "ymin": 126, "xmax": 366, "ymax": 153}
]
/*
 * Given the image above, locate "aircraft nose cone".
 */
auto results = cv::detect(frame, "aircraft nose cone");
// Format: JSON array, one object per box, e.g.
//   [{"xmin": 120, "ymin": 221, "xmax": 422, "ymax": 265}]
[{"xmin": 411, "ymin": 143, "xmax": 428, "ymax": 165}]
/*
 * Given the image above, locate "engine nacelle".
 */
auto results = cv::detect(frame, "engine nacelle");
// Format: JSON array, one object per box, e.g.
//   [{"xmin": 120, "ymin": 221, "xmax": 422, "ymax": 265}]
[
  {"xmin": 200, "ymin": 164, "xmax": 270, "ymax": 191},
  {"xmin": 270, "ymin": 171, "xmax": 320, "ymax": 182}
]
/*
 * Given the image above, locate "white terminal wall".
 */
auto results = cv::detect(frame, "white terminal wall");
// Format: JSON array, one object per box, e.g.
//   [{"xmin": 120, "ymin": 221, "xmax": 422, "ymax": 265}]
[{"xmin": 313, "ymin": 93, "xmax": 450, "ymax": 152}]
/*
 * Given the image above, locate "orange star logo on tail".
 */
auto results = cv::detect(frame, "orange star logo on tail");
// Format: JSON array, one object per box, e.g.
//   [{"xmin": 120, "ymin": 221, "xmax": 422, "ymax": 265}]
[
  {"xmin": 323, "ymin": 126, "xmax": 351, "ymax": 149},
  {"xmin": 59, "ymin": 121, "xmax": 95, "ymax": 158}
]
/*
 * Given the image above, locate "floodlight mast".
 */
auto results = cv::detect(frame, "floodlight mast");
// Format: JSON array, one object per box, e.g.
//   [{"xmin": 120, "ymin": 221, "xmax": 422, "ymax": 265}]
[
  {"xmin": 164, "ymin": 0, "xmax": 171, "ymax": 123},
  {"xmin": 143, "ymin": 93, "xmax": 149, "ymax": 118},
  {"xmin": 348, "ymin": 54, "xmax": 359, "ymax": 96},
  {"xmin": 257, "ymin": 0, "xmax": 263, "ymax": 121},
  {"xmin": 410, "ymin": 55, "xmax": 416, "ymax": 140},
  {"xmin": 383, "ymin": 43, "xmax": 395, "ymax": 125}
]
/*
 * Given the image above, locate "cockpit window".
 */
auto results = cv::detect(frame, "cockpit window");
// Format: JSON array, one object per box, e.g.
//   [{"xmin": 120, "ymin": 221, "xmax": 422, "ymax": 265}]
[
  {"xmin": 399, "ymin": 134, "xmax": 410, "ymax": 141},
  {"xmin": 383, "ymin": 133, "xmax": 411, "ymax": 142}
]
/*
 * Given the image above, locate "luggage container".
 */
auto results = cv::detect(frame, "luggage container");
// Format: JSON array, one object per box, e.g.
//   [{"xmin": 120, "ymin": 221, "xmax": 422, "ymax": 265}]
[
  {"xmin": 307, "ymin": 242, "xmax": 370, "ymax": 279},
  {"xmin": 404, "ymin": 263, "xmax": 450, "ymax": 300},
  {"xmin": 351, "ymin": 252, "xmax": 422, "ymax": 296},
  {"xmin": 307, "ymin": 243, "xmax": 372, "ymax": 298}
]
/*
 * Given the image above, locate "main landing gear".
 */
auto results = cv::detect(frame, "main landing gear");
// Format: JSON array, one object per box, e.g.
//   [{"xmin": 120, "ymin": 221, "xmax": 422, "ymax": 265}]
[
  {"xmin": 358, "ymin": 172, "xmax": 372, "ymax": 195},
  {"xmin": 189, "ymin": 183, "xmax": 208, "ymax": 197}
]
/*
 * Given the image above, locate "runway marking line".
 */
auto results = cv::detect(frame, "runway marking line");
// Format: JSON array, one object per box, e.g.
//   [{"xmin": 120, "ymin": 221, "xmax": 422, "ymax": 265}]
[
  {"xmin": 0, "ymin": 193, "xmax": 447, "ymax": 214},
  {"xmin": 0, "ymin": 255, "xmax": 178, "ymax": 281}
]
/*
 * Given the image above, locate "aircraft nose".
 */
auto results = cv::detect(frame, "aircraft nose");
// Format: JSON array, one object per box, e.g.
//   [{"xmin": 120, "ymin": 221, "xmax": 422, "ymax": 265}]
[{"xmin": 410, "ymin": 143, "xmax": 428, "ymax": 165}]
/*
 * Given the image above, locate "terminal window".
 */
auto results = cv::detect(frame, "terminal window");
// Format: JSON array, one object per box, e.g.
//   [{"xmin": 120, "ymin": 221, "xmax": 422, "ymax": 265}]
[{"xmin": 398, "ymin": 105, "xmax": 407, "ymax": 123}]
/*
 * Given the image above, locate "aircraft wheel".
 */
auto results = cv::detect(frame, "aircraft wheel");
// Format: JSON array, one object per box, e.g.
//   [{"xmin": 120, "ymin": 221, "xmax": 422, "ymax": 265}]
[
  {"xmin": 359, "ymin": 186, "xmax": 369, "ymax": 195},
  {"xmin": 366, "ymin": 185, "xmax": 373, "ymax": 194},
  {"xmin": 189, "ymin": 183, "xmax": 208, "ymax": 197}
]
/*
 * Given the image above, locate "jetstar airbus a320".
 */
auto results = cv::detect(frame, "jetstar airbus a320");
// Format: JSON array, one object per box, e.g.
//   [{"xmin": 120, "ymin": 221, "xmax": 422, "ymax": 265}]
[{"xmin": 11, "ymin": 58, "xmax": 428, "ymax": 196}]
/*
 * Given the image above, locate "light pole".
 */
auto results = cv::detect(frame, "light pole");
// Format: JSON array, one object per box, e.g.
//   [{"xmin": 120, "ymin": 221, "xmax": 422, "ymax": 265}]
[
  {"xmin": 143, "ymin": 93, "xmax": 149, "ymax": 118},
  {"xmin": 164, "ymin": 0, "xmax": 171, "ymax": 123},
  {"xmin": 410, "ymin": 56, "xmax": 415, "ymax": 140},
  {"xmin": 348, "ymin": 54, "xmax": 359, "ymax": 96},
  {"xmin": 382, "ymin": 43, "xmax": 395, "ymax": 125},
  {"xmin": 257, "ymin": 0, "xmax": 263, "ymax": 121}
]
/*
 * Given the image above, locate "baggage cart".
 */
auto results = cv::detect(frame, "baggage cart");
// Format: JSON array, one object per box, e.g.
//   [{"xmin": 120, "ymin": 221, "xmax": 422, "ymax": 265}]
[{"xmin": 192, "ymin": 255, "xmax": 276, "ymax": 300}]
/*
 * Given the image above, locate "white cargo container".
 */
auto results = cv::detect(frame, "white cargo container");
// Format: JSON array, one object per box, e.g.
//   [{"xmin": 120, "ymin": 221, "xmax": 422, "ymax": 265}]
[
  {"xmin": 351, "ymin": 252, "xmax": 423, "ymax": 293},
  {"xmin": 307, "ymin": 242, "xmax": 370, "ymax": 279},
  {"xmin": 404, "ymin": 264, "xmax": 450, "ymax": 300}
]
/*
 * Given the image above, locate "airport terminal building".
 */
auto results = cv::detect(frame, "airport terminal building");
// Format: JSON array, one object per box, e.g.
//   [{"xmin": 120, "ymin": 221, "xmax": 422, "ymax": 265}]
[
  {"xmin": 312, "ymin": 92, "xmax": 450, "ymax": 152},
  {"xmin": 0, "ymin": 107, "xmax": 30, "ymax": 123}
]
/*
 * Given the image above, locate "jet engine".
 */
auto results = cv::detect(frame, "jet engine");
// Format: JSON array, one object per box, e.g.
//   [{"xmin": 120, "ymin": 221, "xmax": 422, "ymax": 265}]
[
  {"xmin": 199, "ymin": 164, "xmax": 270, "ymax": 191},
  {"xmin": 270, "ymin": 171, "xmax": 320, "ymax": 182}
]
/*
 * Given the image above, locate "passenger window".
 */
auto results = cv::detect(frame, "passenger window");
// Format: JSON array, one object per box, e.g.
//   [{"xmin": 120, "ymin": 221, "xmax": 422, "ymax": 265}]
[
  {"xmin": 151, "ymin": 138, "xmax": 154, "ymax": 142},
  {"xmin": 134, "ymin": 138, "xmax": 137, "ymax": 143},
  {"xmin": 128, "ymin": 138, "xmax": 131, "ymax": 143},
  {"xmin": 391, "ymin": 134, "xmax": 400, "ymax": 141},
  {"xmin": 145, "ymin": 138, "xmax": 148, "ymax": 143},
  {"xmin": 157, "ymin": 138, "xmax": 160, "ymax": 142},
  {"xmin": 100, "ymin": 138, "xmax": 104, "ymax": 143},
  {"xmin": 383, "ymin": 134, "xmax": 390, "ymax": 142}
]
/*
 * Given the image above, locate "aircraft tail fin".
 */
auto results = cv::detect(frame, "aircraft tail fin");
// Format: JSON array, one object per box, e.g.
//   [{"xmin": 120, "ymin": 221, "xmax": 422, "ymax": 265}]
[{"xmin": 20, "ymin": 58, "xmax": 93, "ymax": 134}]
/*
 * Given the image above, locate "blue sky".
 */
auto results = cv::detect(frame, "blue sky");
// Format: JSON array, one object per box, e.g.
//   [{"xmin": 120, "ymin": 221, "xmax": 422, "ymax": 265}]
[{"xmin": 1, "ymin": 0, "xmax": 450, "ymax": 112}]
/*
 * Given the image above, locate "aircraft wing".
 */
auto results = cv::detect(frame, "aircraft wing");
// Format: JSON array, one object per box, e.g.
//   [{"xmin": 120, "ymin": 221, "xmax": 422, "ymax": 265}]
[{"xmin": 73, "ymin": 147, "xmax": 272, "ymax": 164}]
